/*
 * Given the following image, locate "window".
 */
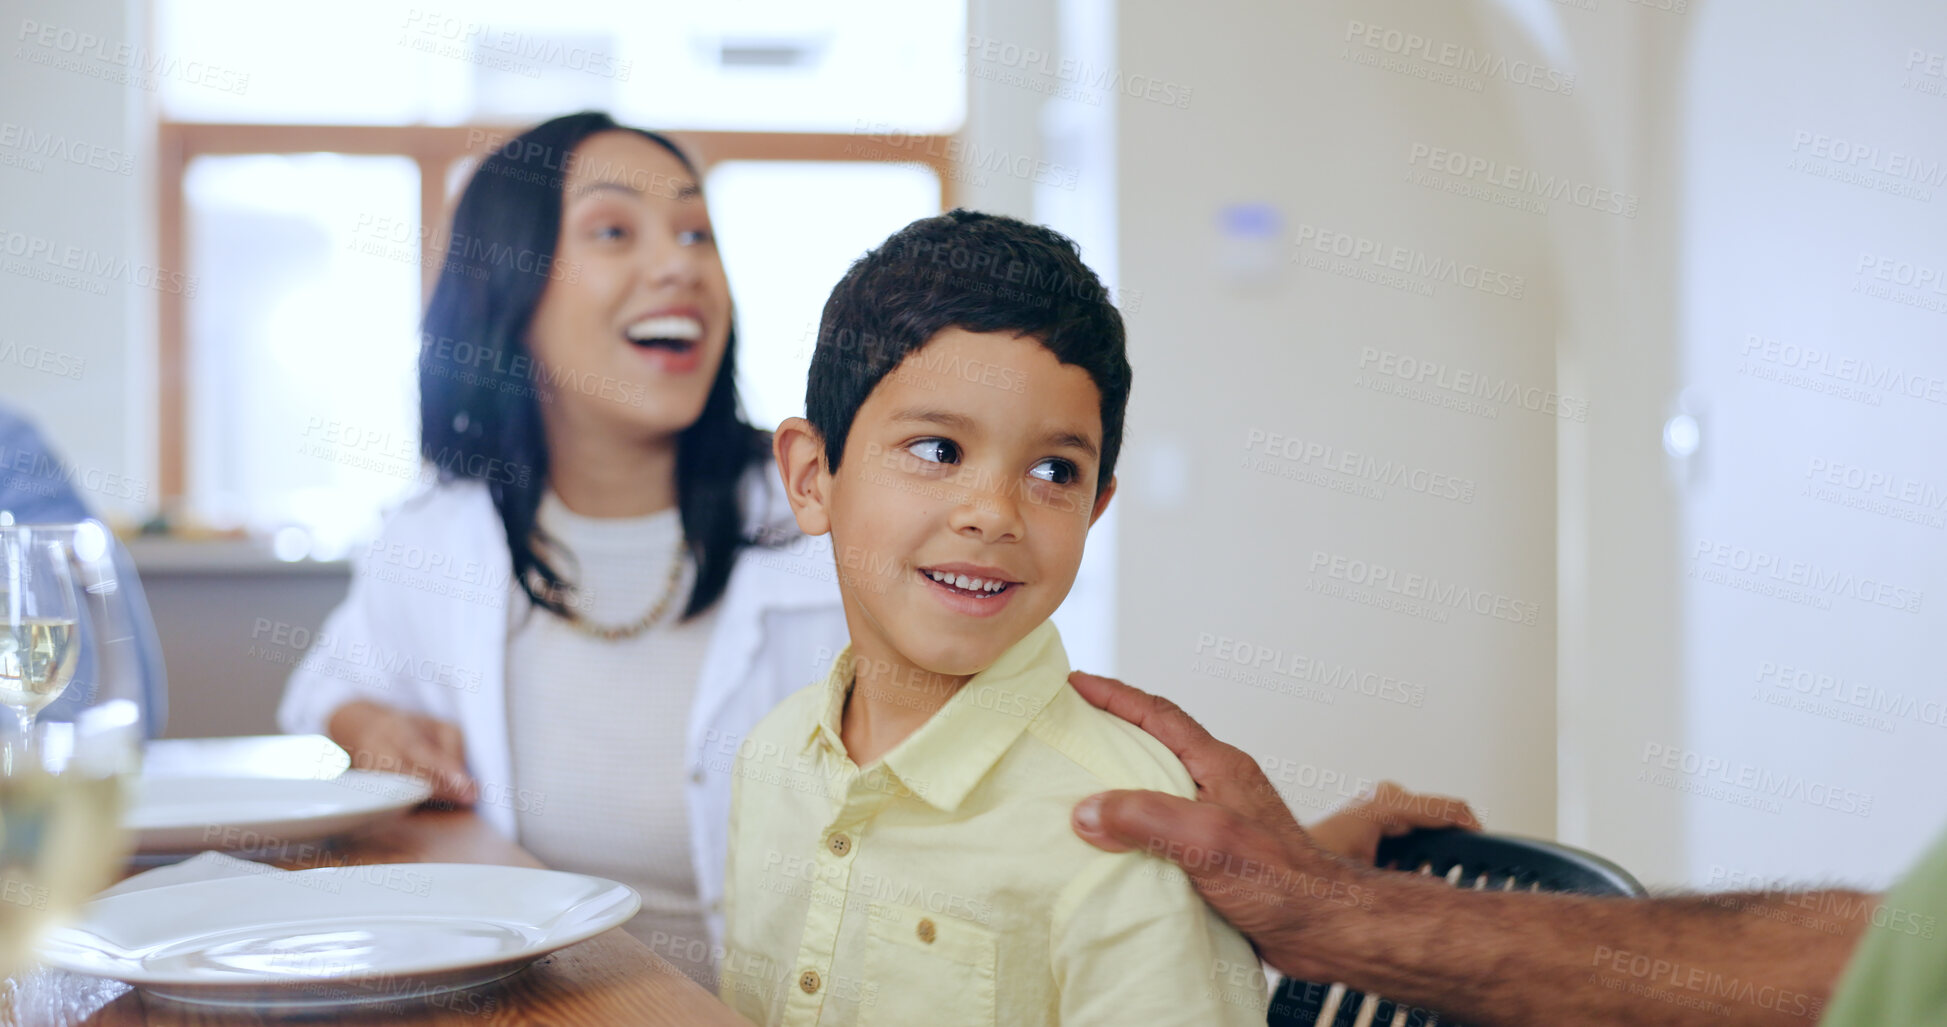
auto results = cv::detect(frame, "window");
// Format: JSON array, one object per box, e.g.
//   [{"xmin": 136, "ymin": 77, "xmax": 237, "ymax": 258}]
[
  {"xmin": 708, "ymin": 160, "xmax": 945, "ymax": 430},
  {"xmin": 153, "ymin": 1, "xmax": 966, "ymax": 557}
]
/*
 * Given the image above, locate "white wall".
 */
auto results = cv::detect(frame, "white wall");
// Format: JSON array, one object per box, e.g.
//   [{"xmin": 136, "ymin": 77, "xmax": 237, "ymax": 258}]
[
  {"xmin": 0, "ymin": 0, "xmax": 156, "ymax": 523},
  {"xmin": 1503, "ymin": 2, "xmax": 1695, "ymax": 886},
  {"xmin": 1676, "ymin": 0, "xmax": 1947, "ymax": 889},
  {"xmin": 1115, "ymin": 0, "xmax": 1565, "ymax": 837},
  {"xmin": 1112, "ymin": 0, "xmax": 1946, "ymax": 894}
]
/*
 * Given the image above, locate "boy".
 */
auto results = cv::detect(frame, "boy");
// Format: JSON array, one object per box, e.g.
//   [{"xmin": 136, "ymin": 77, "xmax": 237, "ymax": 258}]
[{"xmin": 719, "ymin": 211, "xmax": 1267, "ymax": 1025}]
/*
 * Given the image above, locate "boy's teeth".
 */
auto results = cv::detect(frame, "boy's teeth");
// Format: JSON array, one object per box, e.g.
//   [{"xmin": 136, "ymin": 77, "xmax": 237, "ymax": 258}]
[
  {"xmin": 625, "ymin": 315, "xmax": 703, "ymax": 341},
  {"xmin": 927, "ymin": 570, "xmax": 1008, "ymax": 593}
]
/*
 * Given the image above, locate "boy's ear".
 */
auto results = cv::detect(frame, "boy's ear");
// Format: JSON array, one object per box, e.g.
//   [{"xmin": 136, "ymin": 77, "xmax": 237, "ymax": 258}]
[
  {"xmin": 1086, "ymin": 474, "xmax": 1116, "ymax": 528},
  {"xmin": 773, "ymin": 417, "xmax": 834, "ymax": 537}
]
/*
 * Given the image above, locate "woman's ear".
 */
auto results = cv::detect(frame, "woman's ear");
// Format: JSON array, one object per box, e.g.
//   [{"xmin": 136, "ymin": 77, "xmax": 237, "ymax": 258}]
[{"xmin": 773, "ymin": 417, "xmax": 834, "ymax": 536}]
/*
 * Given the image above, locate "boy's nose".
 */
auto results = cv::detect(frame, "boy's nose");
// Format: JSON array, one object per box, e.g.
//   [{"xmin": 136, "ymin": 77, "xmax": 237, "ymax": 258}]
[{"xmin": 947, "ymin": 475, "xmax": 1025, "ymax": 542}]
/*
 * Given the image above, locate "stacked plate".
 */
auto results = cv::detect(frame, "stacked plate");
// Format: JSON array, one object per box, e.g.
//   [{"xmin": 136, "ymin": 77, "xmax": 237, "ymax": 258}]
[
  {"xmin": 127, "ymin": 771, "xmax": 431, "ymax": 855},
  {"xmin": 39, "ymin": 863, "xmax": 641, "ymax": 1008}
]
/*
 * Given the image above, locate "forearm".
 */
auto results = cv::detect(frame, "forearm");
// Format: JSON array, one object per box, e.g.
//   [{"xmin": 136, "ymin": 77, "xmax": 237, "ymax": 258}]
[{"xmin": 1290, "ymin": 872, "xmax": 1869, "ymax": 1027}]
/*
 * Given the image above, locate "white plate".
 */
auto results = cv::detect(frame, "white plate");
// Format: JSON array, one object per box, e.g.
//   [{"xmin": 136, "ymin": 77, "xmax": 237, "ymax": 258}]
[
  {"xmin": 127, "ymin": 773, "xmax": 434, "ymax": 853},
  {"xmin": 38, "ymin": 863, "xmax": 641, "ymax": 1008}
]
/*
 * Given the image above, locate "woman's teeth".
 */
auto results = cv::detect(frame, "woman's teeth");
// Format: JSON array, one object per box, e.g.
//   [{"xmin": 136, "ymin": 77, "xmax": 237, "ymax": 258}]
[
  {"xmin": 625, "ymin": 315, "xmax": 703, "ymax": 346},
  {"xmin": 926, "ymin": 570, "xmax": 1009, "ymax": 593}
]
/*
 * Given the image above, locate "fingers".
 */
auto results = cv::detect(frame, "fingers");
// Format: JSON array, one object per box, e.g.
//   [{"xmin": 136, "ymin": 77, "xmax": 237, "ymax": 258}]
[
  {"xmin": 423, "ymin": 720, "xmax": 478, "ymax": 805},
  {"xmin": 1066, "ymin": 670, "xmax": 1219, "ymax": 764},
  {"xmin": 1069, "ymin": 671, "xmax": 1297, "ymax": 831},
  {"xmin": 404, "ymin": 718, "xmax": 475, "ymax": 806},
  {"xmin": 1066, "ymin": 670, "xmax": 1135, "ymax": 712},
  {"xmin": 1074, "ymin": 789, "xmax": 1308, "ymax": 931},
  {"xmin": 1367, "ymin": 780, "xmax": 1482, "ymax": 835},
  {"xmin": 328, "ymin": 701, "xmax": 476, "ymax": 807},
  {"xmin": 1073, "ymin": 788, "xmax": 1228, "ymax": 857}
]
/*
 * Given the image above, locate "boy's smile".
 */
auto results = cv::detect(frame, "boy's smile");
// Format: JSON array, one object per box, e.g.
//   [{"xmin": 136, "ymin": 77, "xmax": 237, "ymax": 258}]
[
  {"xmin": 915, "ymin": 562, "xmax": 1021, "ymax": 616},
  {"xmin": 773, "ymin": 327, "xmax": 1117, "ymax": 760}
]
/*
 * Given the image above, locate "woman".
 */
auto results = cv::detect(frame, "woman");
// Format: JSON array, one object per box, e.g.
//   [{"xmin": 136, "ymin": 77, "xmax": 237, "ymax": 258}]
[{"xmin": 277, "ymin": 112, "xmax": 847, "ymax": 988}]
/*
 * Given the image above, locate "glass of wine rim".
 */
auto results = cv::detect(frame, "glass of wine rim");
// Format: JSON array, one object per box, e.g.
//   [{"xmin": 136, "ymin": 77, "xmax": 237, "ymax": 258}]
[{"xmin": 0, "ymin": 525, "xmax": 84, "ymax": 736}]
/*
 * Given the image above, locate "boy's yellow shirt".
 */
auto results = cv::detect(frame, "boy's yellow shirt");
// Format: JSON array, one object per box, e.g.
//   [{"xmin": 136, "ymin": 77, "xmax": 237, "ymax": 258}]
[{"xmin": 718, "ymin": 620, "xmax": 1269, "ymax": 1026}]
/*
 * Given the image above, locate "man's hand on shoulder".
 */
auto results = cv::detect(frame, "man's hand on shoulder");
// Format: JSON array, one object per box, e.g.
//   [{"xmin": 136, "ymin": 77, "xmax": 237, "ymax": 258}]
[
  {"xmin": 1065, "ymin": 671, "xmax": 1481, "ymax": 979},
  {"xmin": 1065, "ymin": 671, "xmax": 1353, "ymax": 977}
]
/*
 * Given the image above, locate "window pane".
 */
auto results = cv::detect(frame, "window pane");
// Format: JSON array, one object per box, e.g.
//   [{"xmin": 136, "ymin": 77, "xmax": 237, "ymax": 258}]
[
  {"xmin": 183, "ymin": 154, "xmax": 422, "ymax": 560},
  {"xmin": 156, "ymin": 0, "xmax": 965, "ymax": 132},
  {"xmin": 706, "ymin": 161, "xmax": 942, "ymax": 431}
]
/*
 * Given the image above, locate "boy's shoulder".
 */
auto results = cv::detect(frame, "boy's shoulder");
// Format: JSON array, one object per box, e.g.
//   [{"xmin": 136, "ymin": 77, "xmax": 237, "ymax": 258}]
[{"xmin": 1021, "ymin": 683, "xmax": 1198, "ymax": 802}]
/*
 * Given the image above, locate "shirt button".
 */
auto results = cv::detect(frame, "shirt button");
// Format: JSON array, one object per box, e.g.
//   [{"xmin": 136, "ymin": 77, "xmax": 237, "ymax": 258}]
[
  {"xmin": 827, "ymin": 833, "xmax": 851, "ymax": 857},
  {"xmin": 690, "ymin": 767, "xmax": 704, "ymax": 784},
  {"xmin": 799, "ymin": 969, "xmax": 822, "ymax": 994},
  {"xmin": 916, "ymin": 918, "xmax": 936, "ymax": 944}
]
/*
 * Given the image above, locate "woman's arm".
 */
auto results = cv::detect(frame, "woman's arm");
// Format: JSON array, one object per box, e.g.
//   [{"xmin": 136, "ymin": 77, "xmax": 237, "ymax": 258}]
[{"xmin": 277, "ymin": 509, "xmax": 480, "ymax": 804}]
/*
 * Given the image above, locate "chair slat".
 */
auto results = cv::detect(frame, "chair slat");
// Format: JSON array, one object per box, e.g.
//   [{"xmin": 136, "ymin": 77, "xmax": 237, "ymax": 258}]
[{"xmin": 1316, "ymin": 982, "xmax": 1347, "ymax": 1025}]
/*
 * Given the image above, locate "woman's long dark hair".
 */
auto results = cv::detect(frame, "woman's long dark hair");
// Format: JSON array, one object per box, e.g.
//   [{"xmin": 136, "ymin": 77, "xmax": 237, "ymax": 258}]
[{"xmin": 418, "ymin": 111, "xmax": 769, "ymax": 620}]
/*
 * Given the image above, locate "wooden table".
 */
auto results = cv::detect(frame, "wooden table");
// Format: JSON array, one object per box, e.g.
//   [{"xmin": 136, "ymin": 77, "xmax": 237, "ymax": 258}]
[{"xmin": 6, "ymin": 744, "xmax": 748, "ymax": 1026}]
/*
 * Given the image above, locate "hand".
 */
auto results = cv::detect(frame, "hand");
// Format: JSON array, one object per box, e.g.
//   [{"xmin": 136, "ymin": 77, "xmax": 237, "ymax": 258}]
[
  {"xmin": 1308, "ymin": 780, "xmax": 1482, "ymax": 866},
  {"xmin": 1065, "ymin": 670, "xmax": 1301, "ymax": 835},
  {"xmin": 327, "ymin": 699, "xmax": 477, "ymax": 806},
  {"xmin": 1066, "ymin": 670, "xmax": 1353, "ymax": 977}
]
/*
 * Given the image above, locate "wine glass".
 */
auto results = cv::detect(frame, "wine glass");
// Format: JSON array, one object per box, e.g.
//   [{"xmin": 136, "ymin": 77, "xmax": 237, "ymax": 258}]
[
  {"xmin": 0, "ymin": 700, "xmax": 141, "ymax": 984},
  {"xmin": 0, "ymin": 527, "xmax": 82, "ymax": 734}
]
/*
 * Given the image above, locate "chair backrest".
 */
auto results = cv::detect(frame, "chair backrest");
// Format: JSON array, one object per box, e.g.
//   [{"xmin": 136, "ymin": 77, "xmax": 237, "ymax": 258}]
[{"xmin": 1267, "ymin": 828, "xmax": 1645, "ymax": 1027}]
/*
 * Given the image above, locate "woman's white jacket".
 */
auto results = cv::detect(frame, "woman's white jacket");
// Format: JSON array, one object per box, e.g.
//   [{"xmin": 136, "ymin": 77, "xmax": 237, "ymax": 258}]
[{"xmin": 277, "ymin": 468, "xmax": 847, "ymax": 949}]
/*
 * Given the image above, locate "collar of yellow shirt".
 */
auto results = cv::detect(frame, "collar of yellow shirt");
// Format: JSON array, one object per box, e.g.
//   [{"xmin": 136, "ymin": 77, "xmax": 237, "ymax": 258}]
[{"xmin": 800, "ymin": 620, "xmax": 1070, "ymax": 813}]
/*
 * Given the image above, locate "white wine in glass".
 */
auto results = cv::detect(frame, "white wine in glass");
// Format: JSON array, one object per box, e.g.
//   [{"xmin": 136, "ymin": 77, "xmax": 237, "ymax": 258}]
[
  {"xmin": 0, "ymin": 528, "xmax": 82, "ymax": 732},
  {"xmin": 0, "ymin": 701, "xmax": 139, "ymax": 984},
  {"xmin": 0, "ymin": 619, "xmax": 79, "ymax": 720},
  {"xmin": 0, "ymin": 767, "xmax": 126, "ymax": 978}
]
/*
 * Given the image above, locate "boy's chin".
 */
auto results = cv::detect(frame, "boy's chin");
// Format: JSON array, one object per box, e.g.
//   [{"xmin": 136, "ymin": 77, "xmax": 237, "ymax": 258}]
[{"xmin": 894, "ymin": 636, "xmax": 1011, "ymax": 681}]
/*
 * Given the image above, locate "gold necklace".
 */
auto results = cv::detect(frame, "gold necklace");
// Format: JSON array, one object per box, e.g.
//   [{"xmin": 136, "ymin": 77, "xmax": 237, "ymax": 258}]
[{"xmin": 557, "ymin": 532, "xmax": 690, "ymax": 641}]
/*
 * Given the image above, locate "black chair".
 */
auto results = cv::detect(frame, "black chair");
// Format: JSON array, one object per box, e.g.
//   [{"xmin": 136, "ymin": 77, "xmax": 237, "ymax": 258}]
[{"xmin": 1267, "ymin": 828, "xmax": 1646, "ymax": 1027}]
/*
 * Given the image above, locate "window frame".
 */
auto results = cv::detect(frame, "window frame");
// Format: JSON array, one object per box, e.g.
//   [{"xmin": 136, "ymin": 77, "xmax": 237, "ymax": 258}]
[{"xmin": 154, "ymin": 122, "xmax": 958, "ymax": 502}]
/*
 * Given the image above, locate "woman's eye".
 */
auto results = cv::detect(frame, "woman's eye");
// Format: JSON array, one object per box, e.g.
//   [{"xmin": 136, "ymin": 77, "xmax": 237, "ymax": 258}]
[
  {"xmin": 1029, "ymin": 458, "xmax": 1078, "ymax": 485},
  {"xmin": 593, "ymin": 224, "xmax": 628, "ymax": 242},
  {"xmin": 905, "ymin": 438, "xmax": 960, "ymax": 465},
  {"xmin": 677, "ymin": 228, "xmax": 714, "ymax": 246}
]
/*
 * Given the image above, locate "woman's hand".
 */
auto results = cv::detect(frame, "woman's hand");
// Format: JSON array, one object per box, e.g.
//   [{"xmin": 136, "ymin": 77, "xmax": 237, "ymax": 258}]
[{"xmin": 326, "ymin": 699, "xmax": 478, "ymax": 805}]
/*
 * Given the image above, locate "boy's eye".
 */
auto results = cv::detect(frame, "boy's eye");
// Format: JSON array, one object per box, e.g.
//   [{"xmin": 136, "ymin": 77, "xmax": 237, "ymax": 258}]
[
  {"xmin": 593, "ymin": 224, "xmax": 629, "ymax": 241},
  {"xmin": 1029, "ymin": 458, "xmax": 1078, "ymax": 485},
  {"xmin": 677, "ymin": 228, "xmax": 714, "ymax": 246},
  {"xmin": 905, "ymin": 438, "xmax": 960, "ymax": 465}
]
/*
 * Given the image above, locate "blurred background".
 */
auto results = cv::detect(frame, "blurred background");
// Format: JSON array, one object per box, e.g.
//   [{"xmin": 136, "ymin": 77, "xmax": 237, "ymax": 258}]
[{"xmin": 2, "ymin": 0, "xmax": 1943, "ymax": 897}]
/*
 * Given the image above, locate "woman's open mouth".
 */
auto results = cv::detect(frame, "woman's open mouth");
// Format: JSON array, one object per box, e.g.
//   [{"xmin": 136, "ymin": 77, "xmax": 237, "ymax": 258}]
[{"xmin": 624, "ymin": 314, "xmax": 703, "ymax": 371}]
